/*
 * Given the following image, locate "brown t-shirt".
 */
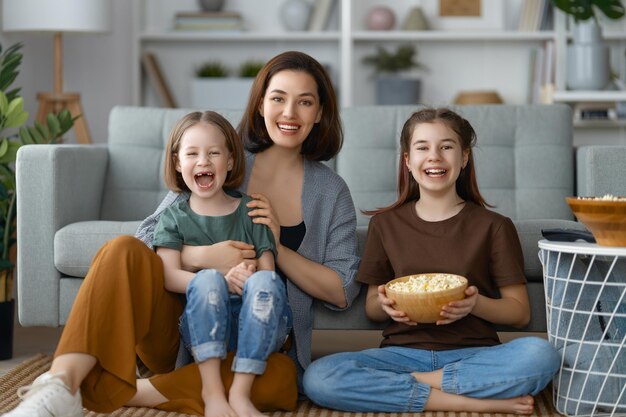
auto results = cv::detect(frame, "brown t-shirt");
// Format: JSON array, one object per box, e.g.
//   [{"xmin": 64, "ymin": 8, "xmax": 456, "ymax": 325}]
[{"xmin": 358, "ymin": 201, "xmax": 526, "ymax": 351}]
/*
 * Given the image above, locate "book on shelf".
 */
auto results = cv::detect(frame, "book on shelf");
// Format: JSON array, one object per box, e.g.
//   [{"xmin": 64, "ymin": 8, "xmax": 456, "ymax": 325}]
[
  {"xmin": 308, "ymin": 0, "xmax": 335, "ymax": 31},
  {"xmin": 528, "ymin": 40, "xmax": 555, "ymax": 104},
  {"xmin": 518, "ymin": 0, "xmax": 552, "ymax": 31},
  {"xmin": 573, "ymin": 102, "xmax": 617, "ymax": 121},
  {"xmin": 141, "ymin": 52, "xmax": 177, "ymax": 108},
  {"xmin": 174, "ymin": 11, "xmax": 243, "ymax": 31}
]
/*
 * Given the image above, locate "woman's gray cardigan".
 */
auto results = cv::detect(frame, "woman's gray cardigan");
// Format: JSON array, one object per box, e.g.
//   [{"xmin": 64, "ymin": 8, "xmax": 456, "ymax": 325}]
[{"xmin": 135, "ymin": 151, "xmax": 361, "ymax": 369}]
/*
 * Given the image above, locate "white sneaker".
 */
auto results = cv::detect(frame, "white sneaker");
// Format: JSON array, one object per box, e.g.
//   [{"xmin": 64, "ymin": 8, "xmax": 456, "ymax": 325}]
[{"xmin": 2, "ymin": 371, "xmax": 83, "ymax": 417}]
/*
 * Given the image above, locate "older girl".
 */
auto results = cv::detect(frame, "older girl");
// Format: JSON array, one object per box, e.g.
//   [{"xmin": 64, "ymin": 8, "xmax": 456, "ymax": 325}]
[{"xmin": 303, "ymin": 108, "xmax": 560, "ymax": 414}]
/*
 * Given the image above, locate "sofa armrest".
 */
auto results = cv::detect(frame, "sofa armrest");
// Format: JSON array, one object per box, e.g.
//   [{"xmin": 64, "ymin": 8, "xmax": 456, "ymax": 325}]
[
  {"xmin": 16, "ymin": 144, "xmax": 108, "ymax": 326},
  {"xmin": 577, "ymin": 146, "xmax": 626, "ymax": 197}
]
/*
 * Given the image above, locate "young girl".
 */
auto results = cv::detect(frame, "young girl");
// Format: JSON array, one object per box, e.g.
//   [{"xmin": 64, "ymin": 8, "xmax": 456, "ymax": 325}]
[
  {"xmin": 152, "ymin": 111, "xmax": 291, "ymax": 417},
  {"xmin": 303, "ymin": 108, "xmax": 560, "ymax": 414}
]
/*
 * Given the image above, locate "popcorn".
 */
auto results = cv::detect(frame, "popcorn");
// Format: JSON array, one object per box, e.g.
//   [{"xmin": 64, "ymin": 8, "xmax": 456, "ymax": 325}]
[
  {"xmin": 577, "ymin": 194, "xmax": 626, "ymax": 202},
  {"xmin": 388, "ymin": 273, "xmax": 464, "ymax": 293}
]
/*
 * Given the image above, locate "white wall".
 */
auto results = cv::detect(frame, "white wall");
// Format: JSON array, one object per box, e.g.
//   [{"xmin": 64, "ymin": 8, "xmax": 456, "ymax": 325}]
[{"xmin": 0, "ymin": 0, "xmax": 133, "ymax": 144}]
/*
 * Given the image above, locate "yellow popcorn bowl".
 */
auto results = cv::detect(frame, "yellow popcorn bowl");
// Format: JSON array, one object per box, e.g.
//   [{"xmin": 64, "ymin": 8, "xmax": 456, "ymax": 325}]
[{"xmin": 385, "ymin": 273, "xmax": 468, "ymax": 323}]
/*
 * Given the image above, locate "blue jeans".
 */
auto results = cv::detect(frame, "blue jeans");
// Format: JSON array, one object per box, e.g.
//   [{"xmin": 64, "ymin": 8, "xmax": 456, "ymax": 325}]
[
  {"xmin": 180, "ymin": 269, "xmax": 292, "ymax": 375},
  {"xmin": 303, "ymin": 337, "xmax": 560, "ymax": 412}
]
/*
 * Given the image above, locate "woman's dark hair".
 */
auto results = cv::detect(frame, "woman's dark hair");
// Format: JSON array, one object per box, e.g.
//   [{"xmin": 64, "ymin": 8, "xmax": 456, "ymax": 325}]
[
  {"xmin": 365, "ymin": 107, "xmax": 490, "ymax": 216},
  {"xmin": 164, "ymin": 111, "xmax": 245, "ymax": 193},
  {"xmin": 237, "ymin": 51, "xmax": 342, "ymax": 161}
]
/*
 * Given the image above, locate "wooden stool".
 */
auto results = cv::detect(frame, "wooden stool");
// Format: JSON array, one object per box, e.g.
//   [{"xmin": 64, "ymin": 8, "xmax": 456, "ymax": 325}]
[{"xmin": 36, "ymin": 92, "xmax": 91, "ymax": 144}]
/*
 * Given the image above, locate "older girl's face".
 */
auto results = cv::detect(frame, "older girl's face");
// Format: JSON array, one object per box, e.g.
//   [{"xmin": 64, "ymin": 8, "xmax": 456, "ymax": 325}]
[
  {"xmin": 404, "ymin": 121, "xmax": 469, "ymax": 198},
  {"xmin": 259, "ymin": 70, "xmax": 322, "ymax": 151}
]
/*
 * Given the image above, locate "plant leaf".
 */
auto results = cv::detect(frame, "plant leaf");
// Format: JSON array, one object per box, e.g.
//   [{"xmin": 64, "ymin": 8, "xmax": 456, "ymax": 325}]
[
  {"xmin": 27, "ymin": 125, "xmax": 44, "ymax": 144},
  {"xmin": 35, "ymin": 120, "xmax": 50, "ymax": 141},
  {"xmin": 594, "ymin": 0, "xmax": 626, "ymax": 19},
  {"xmin": 0, "ymin": 141, "xmax": 20, "ymax": 164},
  {"xmin": 18, "ymin": 127, "xmax": 34, "ymax": 145},
  {"xmin": 0, "ymin": 91, "xmax": 8, "ymax": 115},
  {"xmin": 0, "ymin": 139, "xmax": 8, "ymax": 158},
  {"xmin": 46, "ymin": 113, "xmax": 61, "ymax": 137}
]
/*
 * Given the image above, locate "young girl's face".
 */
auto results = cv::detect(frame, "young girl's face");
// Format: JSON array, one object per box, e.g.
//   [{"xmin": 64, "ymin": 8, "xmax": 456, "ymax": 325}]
[
  {"xmin": 176, "ymin": 122, "xmax": 233, "ymax": 198},
  {"xmin": 259, "ymin": 69, "xmax": 322, "ymax": 151},
  {"xmin": 404, "ymin": 121, "xmax": 469, "ymax": 198}
]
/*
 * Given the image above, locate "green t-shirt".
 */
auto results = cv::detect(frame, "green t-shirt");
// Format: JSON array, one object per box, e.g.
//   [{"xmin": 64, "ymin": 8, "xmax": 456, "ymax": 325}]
[{"xmin": 152, "ymin": 190, "xmax": 276, "ymax": 259}]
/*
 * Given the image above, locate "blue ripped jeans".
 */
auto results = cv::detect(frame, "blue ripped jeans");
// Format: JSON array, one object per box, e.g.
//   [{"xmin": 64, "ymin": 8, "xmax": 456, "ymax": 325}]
[
  {"xmin": 180, "ymin": 269, "xmax": 292, "ymax": 375},
  {"xmin": 303, "ymin": 337, "xmax": 560, "ymax": 412}
]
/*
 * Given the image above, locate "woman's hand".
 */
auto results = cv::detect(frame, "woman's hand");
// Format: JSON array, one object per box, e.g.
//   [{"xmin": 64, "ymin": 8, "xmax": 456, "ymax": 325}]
[
  {"xmin": 180, "ymin": 241, "xmax": 257, "ymax": 276},
  {"xmin": 225, "ymin": 262, "xmax": 256, "ymax": 295},
  {"xmin": 247, "ymin": 193, "xmax": 282, "ymax": 251},
  {"xmin": 436, "ymin": 285, "xmax": 479, "ymax": 325},
  {"xmin": 377, "ymin": 285, "xmax": 417, "ymax": 326}
]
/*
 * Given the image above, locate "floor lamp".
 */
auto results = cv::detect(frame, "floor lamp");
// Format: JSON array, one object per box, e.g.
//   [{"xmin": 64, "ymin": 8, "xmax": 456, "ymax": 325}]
[{"xmin": 2, "ymin": 0, "xmax": 111, "ymax": 144}]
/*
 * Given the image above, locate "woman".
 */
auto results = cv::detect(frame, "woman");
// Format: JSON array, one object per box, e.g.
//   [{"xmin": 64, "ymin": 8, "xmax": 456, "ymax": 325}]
[{"xmin": 4, "ymin": 51, "xmax": 360, "ymax": 417}]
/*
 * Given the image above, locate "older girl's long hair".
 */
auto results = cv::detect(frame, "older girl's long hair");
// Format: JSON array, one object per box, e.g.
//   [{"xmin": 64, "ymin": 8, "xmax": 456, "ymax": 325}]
[{"xmin": 365, "ymin": 108, "xmax": 490, "ymax": 216}]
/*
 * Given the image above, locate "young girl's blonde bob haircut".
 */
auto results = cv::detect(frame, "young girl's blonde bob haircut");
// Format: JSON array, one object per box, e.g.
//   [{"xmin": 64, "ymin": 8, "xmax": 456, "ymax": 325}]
[{"xmin": 163, "ymin": 111, "xmax": 245, "ymax": 193}]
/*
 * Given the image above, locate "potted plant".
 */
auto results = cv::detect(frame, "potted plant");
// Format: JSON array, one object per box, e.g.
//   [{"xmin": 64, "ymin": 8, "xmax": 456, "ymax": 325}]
[
  {"xmin": 362, "ymin": 44, "xmax": 427, "ymax": 105},
  {"xmin": 190, "ymin": 60, "xmax": 262, "ymax": 110},
  {"xmin": 237, "ymin": 60, "xmax": 264, "ymax": 78},
  {"xmin": 0, "ymin": 42, "xmax": 75, "ymax": 360},
  {"xmin": 550, "ymin": 0, "xmax": 625, "ymax": 90}
]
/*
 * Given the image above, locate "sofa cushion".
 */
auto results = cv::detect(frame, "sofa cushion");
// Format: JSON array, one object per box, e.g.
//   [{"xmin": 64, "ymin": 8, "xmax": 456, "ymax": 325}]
[
  {"xmin": 577, "ymin": 146, "xmax": 626, "ymax": 197},
  {"xmin": 54, "ymin": 221, "xmax": 142, "ymax": 277}
]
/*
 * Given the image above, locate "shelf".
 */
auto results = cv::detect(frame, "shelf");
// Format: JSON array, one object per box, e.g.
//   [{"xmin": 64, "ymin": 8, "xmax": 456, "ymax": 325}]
[
  {"xmin": 352, "ymin": 30, "xmax": 556, "ymax": 42},
  {"xmin": 553, "ymin": 91, "xmax": 626, "ymax": 103},
  {"xmin": 140, "ymin": 31, "xmax": 341, "ymax": 42},
  {"xmin": 573, "ymin": 119, "xmax": 626, "ymax": 128}
]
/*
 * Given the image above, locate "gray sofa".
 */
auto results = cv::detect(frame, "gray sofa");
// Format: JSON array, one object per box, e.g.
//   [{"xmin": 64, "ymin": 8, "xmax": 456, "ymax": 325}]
[{"xmin": 18, "ymin": 104, "xmax": 620, "ymax": 335}]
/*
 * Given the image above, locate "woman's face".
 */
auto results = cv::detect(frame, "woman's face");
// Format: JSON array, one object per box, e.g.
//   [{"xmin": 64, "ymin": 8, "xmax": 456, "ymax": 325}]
[
  {"xmin": 404, "ymin": 121, "xmax": 469, "ymax": 198},
  {"xmin": 259, "ymin": 70, "xmax": 323, "ymax": 151}
]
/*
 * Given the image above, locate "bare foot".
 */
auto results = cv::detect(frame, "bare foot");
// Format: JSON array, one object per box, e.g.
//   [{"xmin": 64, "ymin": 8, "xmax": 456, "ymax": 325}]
[
  {"xmin": 229, "ymin": 392, "xmax": 265, "ymax": 417},
  {"xmin": 203, "ymin": 391, "xmax": 238, "ymax": 417},
  {"xmin": 464, "ymin": 395, "xmax": 535, "ymax": 415},
  {"xmin": 426, "ymin": 389, "xmax": 535, "ymax": 415}
]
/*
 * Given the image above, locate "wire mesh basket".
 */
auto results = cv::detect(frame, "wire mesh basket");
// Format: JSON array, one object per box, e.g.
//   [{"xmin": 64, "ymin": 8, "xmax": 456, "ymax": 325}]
[{"xmin": 540, "ymin": 242, "xmax": 626, "ymax": 417}]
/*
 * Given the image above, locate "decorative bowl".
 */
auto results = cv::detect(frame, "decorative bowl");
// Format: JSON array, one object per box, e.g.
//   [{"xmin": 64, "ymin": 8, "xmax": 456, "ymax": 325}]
[
  {"xmin": 566, "ymin": 196, "xmax": 626, "ymax": 247},
  {"xmin": 385, "ymin": 273, "xmax": 468, "ymax": 323}
]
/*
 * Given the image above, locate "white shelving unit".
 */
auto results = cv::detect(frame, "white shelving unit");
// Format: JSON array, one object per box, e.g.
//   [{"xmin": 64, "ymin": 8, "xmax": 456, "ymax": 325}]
[
  {"xmin": 131, "ymin": 0, "xmax": 626, "ymax": 147},
  {"xmin": 132, "ymin": 0, "xmax": 561, "ymax": 109}
]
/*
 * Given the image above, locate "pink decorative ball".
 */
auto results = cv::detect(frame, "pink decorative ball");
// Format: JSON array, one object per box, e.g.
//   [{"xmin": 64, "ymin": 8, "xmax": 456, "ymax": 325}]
[{"xmin": 366, "ymin": 6, "xmax": 396, "ymax": 31}]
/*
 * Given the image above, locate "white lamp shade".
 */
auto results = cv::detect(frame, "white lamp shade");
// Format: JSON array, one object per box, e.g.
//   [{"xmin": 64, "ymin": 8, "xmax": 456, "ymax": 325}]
[{"xmin": 2, "ymin": 0, "xmax": 111, "ymax": 33}]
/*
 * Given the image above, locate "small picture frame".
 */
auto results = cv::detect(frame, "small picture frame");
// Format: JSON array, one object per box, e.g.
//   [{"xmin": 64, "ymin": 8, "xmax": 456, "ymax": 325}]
[{"xmin": 421, "ymin": 0, "xmax": 504, "ymax": 30}]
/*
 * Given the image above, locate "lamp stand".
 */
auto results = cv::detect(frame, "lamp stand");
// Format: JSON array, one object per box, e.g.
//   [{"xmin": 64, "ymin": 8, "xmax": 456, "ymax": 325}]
[{"xmin": 35, "ymin": 32, "xmax": 92, "ymax": 144}]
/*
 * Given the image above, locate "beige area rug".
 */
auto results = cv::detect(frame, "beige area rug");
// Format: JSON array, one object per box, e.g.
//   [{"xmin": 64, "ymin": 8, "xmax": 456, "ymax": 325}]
[{"xmin": 0, "ymin": 354, "xmax": 562, "ymax": 417}]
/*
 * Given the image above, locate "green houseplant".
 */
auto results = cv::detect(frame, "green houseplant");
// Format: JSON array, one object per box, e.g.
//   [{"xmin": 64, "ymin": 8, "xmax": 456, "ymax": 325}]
[
  {"xmin": 550, "ymin": 0, "xmax": 625, "ymax": 90},
  {"xmin": 191, "ymin": 59, "xmax": 258, "ymax": 110},
  {"xmin": 237, "ymin": 60, "xmax": 265, "ymax": 78},
  {"xmin": 550, "ymin": 0, "xmax": 625, "ymax": 22},
  {"xmin": 362, "ymin": 44, "xmax": 427, "ymax": 105},
  {"xmin": 195, "ymin": 61, "xmax": 229, "ymax": 78},
  {"xmin": 0, "ymin": 42, "xmax": 75, "ymax": 360}
]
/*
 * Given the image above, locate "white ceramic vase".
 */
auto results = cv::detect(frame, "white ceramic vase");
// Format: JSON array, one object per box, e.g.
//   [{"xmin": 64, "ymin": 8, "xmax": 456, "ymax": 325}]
[
  {"xmin": 280, "ymin": 0, "xmax": 311, "ymax": 31},
  {"xmin": 567, "ymin": 20, "xmax": 610, "ymax": 90}
]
